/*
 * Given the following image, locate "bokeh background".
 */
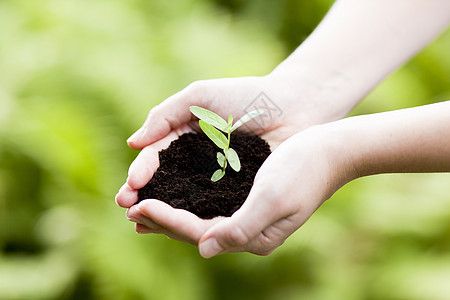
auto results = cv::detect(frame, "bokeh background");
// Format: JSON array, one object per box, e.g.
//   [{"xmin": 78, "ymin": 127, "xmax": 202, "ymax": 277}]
[{"xmin": 1, "ymin": 0, "xmax": 449, "ymax": 299}]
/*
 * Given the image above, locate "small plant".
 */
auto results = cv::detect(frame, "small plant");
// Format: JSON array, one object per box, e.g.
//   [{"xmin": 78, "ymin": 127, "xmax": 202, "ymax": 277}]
[{"xmin": 189, "ymin": 106, "xmax": 263, "ymax": 182}]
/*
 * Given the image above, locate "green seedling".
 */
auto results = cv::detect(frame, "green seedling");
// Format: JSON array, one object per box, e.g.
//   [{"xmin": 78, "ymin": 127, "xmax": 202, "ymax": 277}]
[{"xmin": 189, "ymin": 106, "xmax": 264, "ymax": 182}]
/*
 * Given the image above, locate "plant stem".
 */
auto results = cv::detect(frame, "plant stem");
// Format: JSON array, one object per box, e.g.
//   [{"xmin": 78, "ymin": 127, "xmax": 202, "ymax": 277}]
[
  {"xmin": 222, "ymin": 156, "xmax": 227, "ymax": 173},
  {"xmin": 223, "ymin": 131, "xmax": 231, "ymax": 172}
]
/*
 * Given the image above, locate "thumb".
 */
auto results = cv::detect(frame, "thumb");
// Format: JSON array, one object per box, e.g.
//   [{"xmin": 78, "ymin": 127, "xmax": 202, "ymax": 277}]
[
  {"xmin": 198, "ymin": 188, "xmax": 284, "ymax": 258},
  {"xmin": 127, "ymin": 82, "xmax": 204, "ymax": 149}
]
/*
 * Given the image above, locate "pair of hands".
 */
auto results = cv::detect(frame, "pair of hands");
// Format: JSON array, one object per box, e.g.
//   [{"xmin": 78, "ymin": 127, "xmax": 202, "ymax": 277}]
[
  {"xmin": 115, "ymin": 0, "xmax": 450, "ymax": 258},
  {"xmin": 115, "ymin": 74, "xmax": 354, "ymax": 258},
  {"xmin": 115, "ymin": 73, "xmax": 450, "ymax": 258}
]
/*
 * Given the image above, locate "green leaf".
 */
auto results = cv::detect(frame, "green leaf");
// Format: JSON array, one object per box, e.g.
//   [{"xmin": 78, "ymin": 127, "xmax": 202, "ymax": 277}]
[
  {"xmin": 231, "ymin": 109, "xmax": 264, "ymax": 132},
  {"xmin": 227, "ymin": 115, "xmax": 233, "ymax": 130},
  {"xmin": 224, "ymin": 148, "xmax": 241, "ymax": 172},
  {"xmin": 199, "ymin": 120, "xmax": 228, "ymax": 149},
  {"xmin": 190, "ymin": 106, "xmax": 228, "ymax": 132},
  {"xmin": 217, "ymin": 152, "xmax": 226, "ymax": 168},
  {"xmin": 211, "ymin": 169, "xmax": 225, "ymax": 182}
]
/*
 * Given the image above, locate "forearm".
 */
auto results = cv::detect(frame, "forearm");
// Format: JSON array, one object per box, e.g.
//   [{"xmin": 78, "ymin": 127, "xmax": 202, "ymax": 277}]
[
  {"xmin": 331, "ymin": 100, "xmax": 450, "ymax": 178},
  {"xmin": 270, "ymin": 0, "xmax": 450, "ymax": 120}
]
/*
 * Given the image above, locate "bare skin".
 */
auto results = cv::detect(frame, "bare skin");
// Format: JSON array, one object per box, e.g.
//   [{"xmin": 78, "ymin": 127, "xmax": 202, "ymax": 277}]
[{"xmin": 116, "ymin": 0, "xmax": 450, "ymax": 258}]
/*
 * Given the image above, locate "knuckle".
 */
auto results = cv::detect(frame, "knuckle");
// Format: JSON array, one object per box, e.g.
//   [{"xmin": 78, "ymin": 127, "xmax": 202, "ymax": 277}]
[
  {"xmin": 222, "ymin": 225, "xmax": 250, "ymax": 248},
  {"xmin": 147, "ymin": 104, "xmax": 161, "ymax": 120},
  {"xmin": 258, "ymin": 233, "xmax": 275, "ymax": 248},
  {"xmin": 248, "ymin": 232, "xmax": 285, "ymax": 256},
  {"xmin": 186, "ymin": 80, "xmax": 205, "ymax": 93},
  {"xmin": 142, "ymin": 105, "xmax": 161, "ymax": 128}
]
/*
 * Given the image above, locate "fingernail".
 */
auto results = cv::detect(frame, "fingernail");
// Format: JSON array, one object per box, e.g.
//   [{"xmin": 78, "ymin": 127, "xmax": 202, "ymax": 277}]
[
  {"xmin": 127, "ymin": 128, "xmax": 144, "ymax": 143},
  {"xmin": 127, "ymin": 212, "xmax": 140, "ymax": 223},
  {"xmin": 199, "ymin": 238, "xmax": 222, "ymax": 258},
  {"xmin": 126, "ymin": 205, "xmax": 141, "ymax": 222}
]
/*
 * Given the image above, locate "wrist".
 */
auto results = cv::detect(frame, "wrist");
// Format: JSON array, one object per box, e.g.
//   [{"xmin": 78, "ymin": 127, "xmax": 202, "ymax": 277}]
[
  {"xmin": 315, "ymin": 123, "xmax": 362, "ymax": 188},
  {"xmin": 265, "ymin": 59, "xmax": 365, "ymax": 125},
  {"xmin": 288, "ymin": 124, "xmax": 359, "ymax": 197}
]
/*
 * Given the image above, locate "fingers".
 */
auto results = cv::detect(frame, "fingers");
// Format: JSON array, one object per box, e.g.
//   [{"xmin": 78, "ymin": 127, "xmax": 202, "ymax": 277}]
[
  {"xmin": 128, "ymin": 199, "xmax": 222, "ymax": 245},
  {"xmin": 128, "ymin": 203, "xmax": 192, "ymax": 243},
  {"xmin": 198, "ymin": 184, "xmax": 293, "ymax": 258},
  {"xmin": 121, "ymin": 125, "xmax": 193, "ymax": 208},
  {"xmin": 134, "ymin": 223, "xmax": 192, "ymax": 243},
  {"xmin": 127, "ymin": 82, "xmax": 206, "ymax": 150},
  {"xmin": 115, "ymin": 183, "xmax": 138, "ymax": 208},
  {"xmin": 117, "ymin": 128, "xmax": 190, "ymax": 208},
  {"xmin": 244, "ymin": 214, "xmax": 300, "ymax": 255},
  {"xmin": 127, "ymin": 204, "xmax": 162, "ymax": 230},
  {"xmin": 127, "ymin": 131, "xmax": 181, "ymax": 190},
  {"xmin": 135, "ymin": 223, "xmax": 154, "ymax": 234}
]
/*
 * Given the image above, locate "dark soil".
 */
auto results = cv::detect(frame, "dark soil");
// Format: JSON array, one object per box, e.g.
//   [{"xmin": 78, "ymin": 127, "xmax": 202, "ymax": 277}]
[{"xmin": 137, "ymin": 132, "xmax": 271, "ymax": 219}]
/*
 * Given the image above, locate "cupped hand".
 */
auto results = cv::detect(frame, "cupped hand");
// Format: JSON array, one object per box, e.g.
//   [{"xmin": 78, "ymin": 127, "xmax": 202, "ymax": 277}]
[{"xmin": 197, "ymin": 125, "xmax": 349, "ymax": 257}]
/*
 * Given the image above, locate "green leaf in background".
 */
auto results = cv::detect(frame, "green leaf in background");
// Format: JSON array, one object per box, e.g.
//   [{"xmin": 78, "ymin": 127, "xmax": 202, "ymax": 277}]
[
  {"xmin": 190, "ymin": 106, "xmax": 228, "ymax": 132},
  {"xmin": 231, "ymin": 109, "xmax": 264, "ymax": 132},
  {"xmin": 199, "ymin": 120, "xmax": 228, "ymax": 149},
  {"xmin": 224, "ymin": 148, "xmax": 240, "ymax": 172},
  {"xmin": 211, "ymin": 169, "xmax": 225, "ymax": 182},
  {"xmin": 217, "ymin": 152, "xmax": 226, "ymax": 168}
]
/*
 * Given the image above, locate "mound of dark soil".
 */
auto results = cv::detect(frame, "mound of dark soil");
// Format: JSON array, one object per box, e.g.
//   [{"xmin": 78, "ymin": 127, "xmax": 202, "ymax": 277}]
[{"xmin": 137, "ymin": 132, "xmax": 271, "ymax": 219}]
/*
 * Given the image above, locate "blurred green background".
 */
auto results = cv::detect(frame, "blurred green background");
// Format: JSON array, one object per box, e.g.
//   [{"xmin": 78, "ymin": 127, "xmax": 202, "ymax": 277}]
[{"xmin": 0, "ymin": 0, "xmax": 449, "ymax": 299}]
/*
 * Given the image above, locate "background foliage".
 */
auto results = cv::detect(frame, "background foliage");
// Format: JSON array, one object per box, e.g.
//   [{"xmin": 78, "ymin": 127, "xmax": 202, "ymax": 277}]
[{"xmin": 0, "ymin": 0, "xmax": 449, "ymax": 299}]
